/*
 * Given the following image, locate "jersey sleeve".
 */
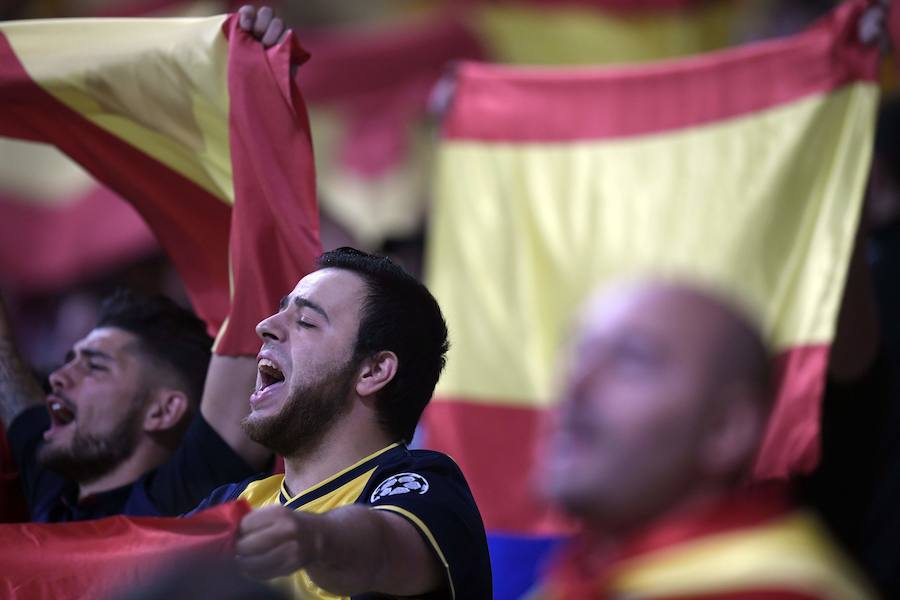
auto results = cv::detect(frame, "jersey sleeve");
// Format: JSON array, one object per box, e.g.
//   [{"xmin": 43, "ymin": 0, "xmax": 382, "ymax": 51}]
[
  {"xmin": 365, "ymin": 452, "xmax": 492, "ymax": 600},
  {"xmin": 143, "ymin": 413, "xmax": 261, "ymax": 516}
]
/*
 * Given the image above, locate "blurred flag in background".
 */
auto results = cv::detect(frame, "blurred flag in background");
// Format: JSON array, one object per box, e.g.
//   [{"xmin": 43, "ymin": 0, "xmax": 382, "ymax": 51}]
[
  {"xmin": 425, "ymin": 2, "xmax": 879, "ymax": 597},
  {"xmin": 0, "ymin": 0, "xmax": 228, "ymax": 295}
]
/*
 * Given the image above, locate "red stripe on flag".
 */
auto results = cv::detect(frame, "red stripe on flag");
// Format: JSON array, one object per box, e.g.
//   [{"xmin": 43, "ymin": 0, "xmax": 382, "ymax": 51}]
[
  {"xmin": 220, "ymin": 20, "xmax": 321, "ymax": 355},
  {"xmin": 426, "ymin": 345, "xmax": 827, "ymax": 534},
  {"xmin": 423, "ymin": 399, "xmax": 573, "ymax": 535},
  {"xmin": 754, "ymin": 344, "xmax": 829, "ymax": 479},
  {"xmin": 442, "ymin": 0, "xmax": 878, "ymax": 142},
  {"xmin": 0, "ymin": 30, "xmax": 232, "ymax": 338},
  {"xmin": 0, "ymin": 502, "xmax": 249, "ymax": 599},
  {"xmin": 0, "ymin": 188, "xmax": 157, "ymax": 292},
  {"xmin": 299, "ymin": 15, "xmax": 483, "ymax": 104},
  {"xmin": 296, "ymin": 15, "xmax": 484, "ymax": 177}
]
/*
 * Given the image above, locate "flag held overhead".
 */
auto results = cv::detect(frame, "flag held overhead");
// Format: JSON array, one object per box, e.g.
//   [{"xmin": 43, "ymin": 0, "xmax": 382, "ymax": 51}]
[{"xmin": 0, "ymin": 14, "xmax": 320, "ymax": 356}]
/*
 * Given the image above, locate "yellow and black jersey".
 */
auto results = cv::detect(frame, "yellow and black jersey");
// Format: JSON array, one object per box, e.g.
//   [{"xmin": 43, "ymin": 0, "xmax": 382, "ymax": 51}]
[{"xmin": 191, "ymin": 443, "xmax": 492, "ymax": 600}]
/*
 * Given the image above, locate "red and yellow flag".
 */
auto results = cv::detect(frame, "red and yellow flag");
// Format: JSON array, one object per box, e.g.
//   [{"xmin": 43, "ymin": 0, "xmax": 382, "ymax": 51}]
[
  {"xmin": 425, "ymin": 0, "xmax": 879, "ymax": 536},
  {"xmin": 0, "ymin": 502, "xmax": 248, "ymax": 599},
  {"xmin": 0, "ymin": 138, "xmax": 158, "ymax": 292},
  {"xmin": 300, "ymin": 13, "xmax": 484, "ymax": 247},
  {"xmin": 0, "ymin": 14, "xmax": 320, "ymax": 355}
]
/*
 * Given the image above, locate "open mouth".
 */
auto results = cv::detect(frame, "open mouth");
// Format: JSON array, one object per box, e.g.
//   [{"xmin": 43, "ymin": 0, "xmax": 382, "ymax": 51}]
[
  {"xmin": 47, "ymin": 396, "xmax": 76, "ymax": 427},
  {"xmin": 258, "ymin": 358, "xmax": 285, "ymax": 390}
]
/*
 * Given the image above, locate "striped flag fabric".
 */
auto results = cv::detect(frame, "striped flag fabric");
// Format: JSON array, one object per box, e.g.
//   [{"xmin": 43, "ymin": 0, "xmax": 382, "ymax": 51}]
[
  {"xmin": 0, "ymin": 502, "xmax": 249, "ymax": 599},
  {"xmin": 424, "ymin": 0, "xmax": 879, "ymax": 596},
  {"xmin": 0, "ymin": 0, "xmax": 224, "ymax": 295},
  {"xmin": 300, "ymin": 13, "xmax": 484, "ymax": 248},
  {"xmin": 0, "ymin": 13, "xmax": 320, "ymax": 355},
  {"xmin": 0, "ymin": 138, "xmax": 157, "ymax": 293}
]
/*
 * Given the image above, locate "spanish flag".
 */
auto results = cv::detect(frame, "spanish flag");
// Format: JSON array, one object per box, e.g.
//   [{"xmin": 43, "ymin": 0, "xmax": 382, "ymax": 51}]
[
  {"xmin": 0, "ymin": 13, "xmax": 320, "ymax": 355},
  {"xmin": 424, "ymin": 0, "xmax": 878, "ymax": 595},
  {"xmin": 0, "ymin": 502, "xmax": 248, "ymax": 599}
]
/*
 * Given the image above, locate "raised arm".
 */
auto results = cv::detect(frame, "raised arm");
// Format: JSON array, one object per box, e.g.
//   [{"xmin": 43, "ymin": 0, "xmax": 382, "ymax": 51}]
[
  {"xmin": 0, "ymin": 297, "xmax": 43, "ymax": 428},
  {"xmin": 235, "ymin": 504, "xmax": 444, "ymax": 597},
  {"xmin": 200, "ymin": 355, "xmax": 270, "ymax": 470}
]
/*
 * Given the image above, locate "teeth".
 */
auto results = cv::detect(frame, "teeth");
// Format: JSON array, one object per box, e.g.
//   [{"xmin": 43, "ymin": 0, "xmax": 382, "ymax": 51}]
[
  {"xmin": 258, "ymin": 358, "xmax": 278, "ymax": 371},
  {"xmin": 50, "ymin": 401, "xmax": 62, "ymax": 411}
]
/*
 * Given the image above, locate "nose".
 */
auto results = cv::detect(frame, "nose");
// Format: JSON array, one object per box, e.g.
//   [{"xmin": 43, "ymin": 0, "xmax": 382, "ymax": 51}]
[
  {"xmin": 256, "ymin": 312, "xmax": 284, "ymax": 343},
  {"xmin": 48, "ymin": 361, "xmax": 76, "ymax": 392},
  {"xmin": 562, "ymin": 362, "xmax": 595, "ymax": 412}
]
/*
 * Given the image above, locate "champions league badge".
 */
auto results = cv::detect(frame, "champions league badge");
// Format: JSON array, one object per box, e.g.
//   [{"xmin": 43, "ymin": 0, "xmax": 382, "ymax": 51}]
[{"xmin": 371, "ymin": 473, "xmax": 430, "ymax": 502}]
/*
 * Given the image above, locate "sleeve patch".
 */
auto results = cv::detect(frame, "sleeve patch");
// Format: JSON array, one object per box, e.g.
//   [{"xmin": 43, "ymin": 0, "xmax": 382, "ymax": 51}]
[{"xmin": 370, "ymin": 472, "xmax": 430, "ymax": 502}]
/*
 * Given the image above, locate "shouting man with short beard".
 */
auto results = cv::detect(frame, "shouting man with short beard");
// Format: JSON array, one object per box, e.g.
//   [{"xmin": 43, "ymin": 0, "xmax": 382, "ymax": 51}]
[
  {"xmin": 0, "ymin": 290, "xmax": 265, "ymax": 521},
  {"xmin": 190, "ymin": 247, "xmax": 492, "ymax": 600}
]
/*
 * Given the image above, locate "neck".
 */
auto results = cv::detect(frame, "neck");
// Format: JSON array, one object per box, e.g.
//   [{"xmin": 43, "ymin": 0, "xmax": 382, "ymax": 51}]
[
  {"xmin": 282, "ymin": 407, "xmax": 393, "ymax": 497},
  {"xmin": 78, "ymin": 438, "xmax": 171, "ymax": 500}
]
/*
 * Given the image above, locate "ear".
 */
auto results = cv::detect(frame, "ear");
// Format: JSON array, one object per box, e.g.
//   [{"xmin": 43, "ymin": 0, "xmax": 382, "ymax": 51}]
[
  {"xmin": 355, "ymin": 351, "xmax": 399, "ymax": 399},
  {"xmin": 700, "ymin": 383, "xmax": 766, "ymax": 477},
  {"xmin": 142, "ymin": 389, "xmax": 191, "ymax": 433}
]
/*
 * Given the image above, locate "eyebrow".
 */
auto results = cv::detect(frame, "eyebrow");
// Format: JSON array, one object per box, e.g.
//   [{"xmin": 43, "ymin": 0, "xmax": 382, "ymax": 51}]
[
  {"xmin": 294, "ymin": 296, "xmax": 330, "ymax": 323},
  {"xmin": 67, "ymin": 348, "xmax": 113, "ymax": 362}
]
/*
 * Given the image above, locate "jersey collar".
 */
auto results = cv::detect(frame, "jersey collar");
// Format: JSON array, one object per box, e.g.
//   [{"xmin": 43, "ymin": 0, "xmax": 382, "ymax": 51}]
[{"xmin": 278, "ymin": 442, "xmax": 405, "ymax": 509}]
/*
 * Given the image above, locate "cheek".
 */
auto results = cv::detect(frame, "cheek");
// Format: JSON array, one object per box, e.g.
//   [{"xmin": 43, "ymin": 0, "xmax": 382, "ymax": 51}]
[{"xmin": 83, "ymin": 385, "xmax": 140, "ymax": 428}]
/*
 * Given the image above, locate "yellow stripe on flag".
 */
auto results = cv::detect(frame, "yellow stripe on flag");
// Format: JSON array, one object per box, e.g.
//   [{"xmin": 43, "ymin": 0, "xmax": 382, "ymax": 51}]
[
  {"xmin": 0, "ymin": 138, "xmax": 97, "ymax": 204},
  {"xmin": 473, "ymin": 1, "xmax": 741, "ymax": 65},
  {"xmin": 609, "ymin": 513, "xmax": 874, "ymax": 600},
  {"xmin": 429, "ymin": 84, "xmax": 878, "ymax": 408},
  {"xmin": 0, "ymin": 16, "xmax": 233, "ymax": 204}
]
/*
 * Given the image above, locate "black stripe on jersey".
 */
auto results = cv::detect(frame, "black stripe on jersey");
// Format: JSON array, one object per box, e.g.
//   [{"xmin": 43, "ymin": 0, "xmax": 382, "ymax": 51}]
[{"xmin": 281, "ymin": 445, "xmax": 407, "ymax": 510}]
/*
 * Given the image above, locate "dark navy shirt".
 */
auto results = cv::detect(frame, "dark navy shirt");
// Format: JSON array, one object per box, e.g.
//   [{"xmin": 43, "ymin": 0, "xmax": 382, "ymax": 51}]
[
  {"xmin": 8, "ymin": 405, "xmax": 259, "ymax": 522},
  {"xmin": 191, "ymin": 443, "xmax": 493, "ymax": 600}
]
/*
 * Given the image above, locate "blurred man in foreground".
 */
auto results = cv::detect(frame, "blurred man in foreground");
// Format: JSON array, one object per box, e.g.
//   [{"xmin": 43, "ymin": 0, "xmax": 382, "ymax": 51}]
[{"xmin": 533, "ymin": 282, "xmax": 875, "ymax": 600}]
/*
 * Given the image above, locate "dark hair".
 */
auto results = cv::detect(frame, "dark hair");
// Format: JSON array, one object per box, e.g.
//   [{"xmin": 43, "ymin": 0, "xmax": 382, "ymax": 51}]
[
  {"xmin": 96, "ymin": 289, "xmax": 212, "ymax": 409},
  {"xmin": 316, "ymin": 247, "xmax": 449, "ymax": 442}
]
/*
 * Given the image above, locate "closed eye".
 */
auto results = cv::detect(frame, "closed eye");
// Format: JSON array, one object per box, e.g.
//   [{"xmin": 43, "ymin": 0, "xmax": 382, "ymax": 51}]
[
  {"xmin": 88, "ymin": 363, "xmax": 109, "ymax": 372},
  {"xmin": 297, "ymin": 320, "xmax": 316, "ymax": 329}
]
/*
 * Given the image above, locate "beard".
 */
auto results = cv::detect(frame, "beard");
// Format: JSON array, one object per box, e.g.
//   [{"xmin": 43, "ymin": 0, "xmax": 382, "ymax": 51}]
[
  {"xmin": 241, "ymin": 357, "xmax": 357, "ymax": 459},
  {"xmin": 37, "ymin": 392, "xmax": 145, "ymax": 484}
]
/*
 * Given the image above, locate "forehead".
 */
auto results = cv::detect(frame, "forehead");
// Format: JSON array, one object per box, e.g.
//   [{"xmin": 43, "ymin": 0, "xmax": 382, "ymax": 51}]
[
  {"xmin": 577, "ymin": 286, "xmax": 720, "ymax": 354},
  {"xmin": 288, "ymin": 268, "xmax": 368, "ymax": 315},
  {"xmin": 76, "ymin": 327, "xmax": 141, "ymax": 358}
]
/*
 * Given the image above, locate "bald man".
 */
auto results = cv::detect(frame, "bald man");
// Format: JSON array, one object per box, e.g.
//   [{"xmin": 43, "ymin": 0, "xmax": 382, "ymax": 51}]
[{"xmin": 531, "ymin": 282, "xmax": 875, "ymax": 600}]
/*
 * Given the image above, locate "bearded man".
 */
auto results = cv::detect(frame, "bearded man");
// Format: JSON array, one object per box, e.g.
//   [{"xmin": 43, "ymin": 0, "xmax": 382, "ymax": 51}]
[{"xmin": 191, "ymin": 247, "xmax": 492, "ymax": 600}]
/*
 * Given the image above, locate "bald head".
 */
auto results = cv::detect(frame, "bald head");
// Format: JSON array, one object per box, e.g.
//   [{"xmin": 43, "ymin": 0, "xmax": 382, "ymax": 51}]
[
  {"xmin": 541, "ymin": 281, "xmax": 773, "ymax": 533},
  {"xmin": 612, "ymin": 284, "xmax": 770, "ymax": 395}
]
